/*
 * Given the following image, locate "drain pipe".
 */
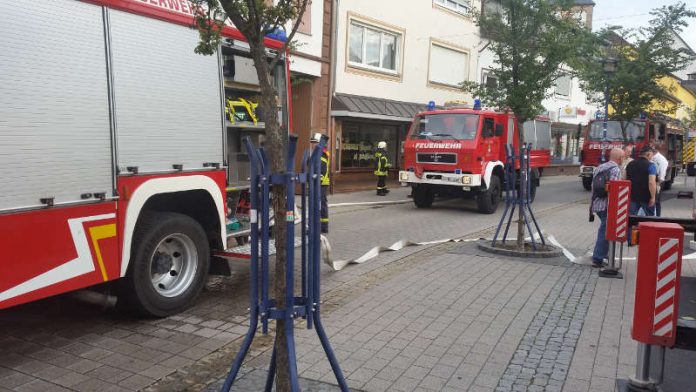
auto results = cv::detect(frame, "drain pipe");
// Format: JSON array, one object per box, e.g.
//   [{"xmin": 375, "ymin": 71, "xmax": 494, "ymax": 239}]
[
  {"xmin": 330, "ymin": 0, "xmax": 339, "ymax": 99},
  {"xmin": 327, "ymin": 0, "xmax": 340, "ymax": 188}
]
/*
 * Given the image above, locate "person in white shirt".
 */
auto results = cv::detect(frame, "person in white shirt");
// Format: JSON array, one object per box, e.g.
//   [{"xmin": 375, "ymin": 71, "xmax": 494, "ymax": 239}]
[{"xmin": 650, "ymin": 146, "xmax": 669, "ymax": 216}]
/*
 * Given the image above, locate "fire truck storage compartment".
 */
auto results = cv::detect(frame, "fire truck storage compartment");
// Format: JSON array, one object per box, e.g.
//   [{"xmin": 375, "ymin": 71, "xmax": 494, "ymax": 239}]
[
  {"xmin": 0, "ymin": 0, "xmax": 114, "ymax": 211},
  {"xmin": 222, "ymin": 42, "xmax": 289, "ymax": 185},
  {"xmin": 110, "ymin": 9, "xmax": 223, "ymax": 173}
]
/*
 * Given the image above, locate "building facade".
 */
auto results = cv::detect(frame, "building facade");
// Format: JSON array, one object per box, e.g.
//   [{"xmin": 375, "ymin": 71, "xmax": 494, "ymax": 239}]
[
  {"xmin": 288, "ymin": 0, "xmax": 334, "ymax": 169},
  {"xmin": 329, "ymin": 0, "xmax": 480, "ymax": 188}
]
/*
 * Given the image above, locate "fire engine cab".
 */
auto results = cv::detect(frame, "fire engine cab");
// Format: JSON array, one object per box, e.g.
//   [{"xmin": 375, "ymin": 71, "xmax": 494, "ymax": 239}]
[
  {"xmin": 579, "ymin": 118, "xmax": 685, "ymax": 191},
  {"xmin": 399, "ymin": 105, "xmax": 552, "ymax": 214},
  {"xmin": 0, "ymin": 0, "xmax": 290, "ymax": 316}
]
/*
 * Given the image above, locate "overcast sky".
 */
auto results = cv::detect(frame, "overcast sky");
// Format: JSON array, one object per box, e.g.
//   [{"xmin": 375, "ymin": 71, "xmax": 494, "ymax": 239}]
[{"xmin": 592, "ymin": 0, "xmax": 696, "ymax": 50}]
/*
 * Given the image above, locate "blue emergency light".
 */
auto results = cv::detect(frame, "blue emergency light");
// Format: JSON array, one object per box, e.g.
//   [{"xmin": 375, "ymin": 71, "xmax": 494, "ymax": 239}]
[
  {"xmin": 473, "ymin": 99, "xmax": 482, "ymax": 110},
  {"xmin": 427, "ymin": 101, "xmax": 436, "ymax": 111}
]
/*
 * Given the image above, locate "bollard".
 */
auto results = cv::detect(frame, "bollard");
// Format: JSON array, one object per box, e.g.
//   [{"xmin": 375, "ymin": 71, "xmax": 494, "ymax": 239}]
[
  {"xmin": 601, "ymin": 180, "xmax": 631, "ymax": 279},
  {"xmin": 628, "ymin": 222, "xmax": 684, "ymax": 391}
]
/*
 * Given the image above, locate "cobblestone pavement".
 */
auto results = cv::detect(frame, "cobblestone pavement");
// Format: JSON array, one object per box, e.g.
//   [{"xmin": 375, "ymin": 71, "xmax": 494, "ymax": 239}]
[
  {"xmin": 1, "ymin": 175, "xmax": 694, "ymax": 391},
  {"xmin": 497, "ymin": 266, "xmax": 597, "ymax": 392}
]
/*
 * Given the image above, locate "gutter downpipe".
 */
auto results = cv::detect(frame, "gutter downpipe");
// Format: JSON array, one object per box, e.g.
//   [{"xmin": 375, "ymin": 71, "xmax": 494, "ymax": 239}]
[{"xmin": 329, "ymin": 0, "xmax": 339, "ymax": 182}]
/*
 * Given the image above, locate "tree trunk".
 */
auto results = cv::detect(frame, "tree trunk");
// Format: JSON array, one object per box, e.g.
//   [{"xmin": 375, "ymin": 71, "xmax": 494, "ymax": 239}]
[
  {"xmin": 249, "ymin": 42, "xmax": 292, "ymax": 392},
  {"xmin": 516, "ymin": 117, "xmax": 527, "ymax": 250}
]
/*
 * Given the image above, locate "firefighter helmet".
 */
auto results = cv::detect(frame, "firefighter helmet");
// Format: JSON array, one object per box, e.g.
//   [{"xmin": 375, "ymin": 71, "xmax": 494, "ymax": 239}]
[
  {"xmin": 310, "ymin": 132, "xmax": 325, "ymax": 143},
  {"xmin": 377, "ymin": 141, "xmax": 387, "ymax": 149}
]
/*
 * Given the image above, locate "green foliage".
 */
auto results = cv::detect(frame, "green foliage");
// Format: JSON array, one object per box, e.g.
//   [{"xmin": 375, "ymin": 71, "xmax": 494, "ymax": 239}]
[
  {"xmin": 686, "ymin": 105, "xmax": 696, "ymax": 129},
  {"xmin": 190, "ymin": 0, "xmax": 308, "ymax": 58},
  {"xmin": 461, "ymin": 0, "xmax": 593, "ymax": 124},
  {"xmin": 576, "ymin": 3, "xmax": 696, "ymax": 124},
  {"xmin": 190, "ymin": 0, "xmax": 226, "ymax": 55}
]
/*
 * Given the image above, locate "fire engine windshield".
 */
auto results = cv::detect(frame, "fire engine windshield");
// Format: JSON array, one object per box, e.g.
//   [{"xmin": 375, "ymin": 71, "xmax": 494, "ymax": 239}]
[
  {"xmin": 589, "ymin": 120, "xmax": 645, "ymax": 142},
  {"xmin": 410, "ymin": 114, "xmax": 480, "ymax": 140}
]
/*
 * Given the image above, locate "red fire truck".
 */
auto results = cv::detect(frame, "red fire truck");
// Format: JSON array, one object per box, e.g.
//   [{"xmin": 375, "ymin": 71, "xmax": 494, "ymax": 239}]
[
  {"xmin": 0, "ymin": 0, "xmax": 290, "ymax": 316},
  {"xmin": 399, "ymin": 106, "xmax": 552, "ymax": 214},
  {"xmin": 579, "ymin": 118, "xmax": 685, "ymax": 191}
]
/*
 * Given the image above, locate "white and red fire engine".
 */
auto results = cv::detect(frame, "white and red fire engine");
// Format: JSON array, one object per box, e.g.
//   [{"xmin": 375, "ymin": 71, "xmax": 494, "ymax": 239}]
[
  {"xmin": 579, "ymin": 117, "xmax": 685, "ymax": 191},
  {"xmin": 0, "ymin": 0, "xmax": 290, "ymax": 316},
  {"xmin": 399, "ymin": 105, "xmax": 552, "ymax": 213}
]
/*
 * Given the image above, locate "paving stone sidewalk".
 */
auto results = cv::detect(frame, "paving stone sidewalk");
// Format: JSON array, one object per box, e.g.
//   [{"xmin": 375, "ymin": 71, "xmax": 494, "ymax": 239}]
[{"xmin": 209, "ymin": 178, "xmax": 696, "ymax": 392}]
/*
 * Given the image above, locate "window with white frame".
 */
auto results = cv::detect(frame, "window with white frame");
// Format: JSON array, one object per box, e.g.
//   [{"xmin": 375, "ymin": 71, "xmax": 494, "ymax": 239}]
[
  {"xmin": 348, "ymin": 20, "xmax": 401, "ymax": 74},
  {"xmin": 429, "ymin": 43, "xmax": 468, "ymax": 87},
  {"xmin": 555, "ymin": 74, "xmax": 572, "ymax": 97},
  {"xmin": 434, "ymin": 0, "xmax": 471, "ymax": 15}
]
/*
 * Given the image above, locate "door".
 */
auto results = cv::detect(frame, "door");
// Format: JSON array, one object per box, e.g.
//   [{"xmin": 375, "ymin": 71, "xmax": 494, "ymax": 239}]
[{"xmin": 482, "ymin": 117, "xmax": 500, "ymax": 163}]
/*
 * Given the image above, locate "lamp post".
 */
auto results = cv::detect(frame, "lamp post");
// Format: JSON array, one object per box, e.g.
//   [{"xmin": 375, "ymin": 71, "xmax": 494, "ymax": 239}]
[{"xmin": 600, "ymin": 57, "xmax": 618, "ymax": 163}]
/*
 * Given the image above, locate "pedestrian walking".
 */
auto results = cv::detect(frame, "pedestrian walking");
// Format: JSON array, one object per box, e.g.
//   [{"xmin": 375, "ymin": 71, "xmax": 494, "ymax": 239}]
[
  {"xmin": 650, "ymin": 144, "xmax": 668, "ymax": 216},
  {"xmin": 625, "ymin": 145, "xmax": 657, "ymax": 216},
  {"xmin": 310, "ymin": 133, "xmax": 330, "ymax": 233},
  {"xmin": 620, "ymin": 144, "xmax": 634, "ymax": 180},
  {"xmin": 590, "ymin": 148, "xmax": 623, "ymax": 268},
  {"xmin": 374, "ymin": 141, "xmax": 391, "ymax": 196}
]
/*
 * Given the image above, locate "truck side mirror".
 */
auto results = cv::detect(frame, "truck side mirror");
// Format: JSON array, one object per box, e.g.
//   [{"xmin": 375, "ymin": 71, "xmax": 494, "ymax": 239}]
[{"xmin": 495, "ymin": 124, "xmax": 504, "ymax": 137}]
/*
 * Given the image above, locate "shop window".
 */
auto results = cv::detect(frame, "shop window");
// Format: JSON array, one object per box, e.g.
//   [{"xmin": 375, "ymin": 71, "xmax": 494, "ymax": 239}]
[
  {"xmin": 348, "ymin": 20, "xmax": 401, "ymax": 74},
  {"xmin": 554, "ymin": 74, "xmax": 572, "ymax": 97},
  {"xmin": 433, "ymin": 0, "xmax": 471, "ymax": 15},
  {"xmin": 429, "ymin": 43, "xmax": 468, "ymax": 88},
  {"xmin": 341, "ymin": 123, "xmax": 398, "ymax": 169}
]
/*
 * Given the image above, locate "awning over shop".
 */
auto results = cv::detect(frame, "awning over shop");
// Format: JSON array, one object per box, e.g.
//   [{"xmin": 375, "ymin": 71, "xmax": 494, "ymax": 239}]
[{"xmin": 331, "ymin": 93, "xmax": 429, "ymax": 123}]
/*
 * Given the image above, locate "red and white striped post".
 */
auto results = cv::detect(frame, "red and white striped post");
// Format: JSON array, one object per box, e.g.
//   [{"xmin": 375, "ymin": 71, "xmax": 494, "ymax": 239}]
[
  {"xmin": 603, "ymin": 180, "xmax": 632, "ymax": 278},
  {"xmin": 629, "ymin": 222, "xmax": 684, "ymax": 390}
]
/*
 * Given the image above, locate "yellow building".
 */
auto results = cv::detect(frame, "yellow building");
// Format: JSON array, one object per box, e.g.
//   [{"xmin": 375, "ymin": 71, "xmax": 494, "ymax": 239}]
[{"xmin": 652, "ymin": 74, "xmax": 696, "ymax": 123}]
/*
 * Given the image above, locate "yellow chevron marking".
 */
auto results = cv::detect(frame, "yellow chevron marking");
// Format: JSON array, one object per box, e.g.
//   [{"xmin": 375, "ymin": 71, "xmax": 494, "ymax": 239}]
[
  {"xmin": 89, "ymin": 224, "xmax": 117, "ymax": 281},
  {"xmin": 684, "ymin": 140, "xmax": 695, "ymax": 162}
]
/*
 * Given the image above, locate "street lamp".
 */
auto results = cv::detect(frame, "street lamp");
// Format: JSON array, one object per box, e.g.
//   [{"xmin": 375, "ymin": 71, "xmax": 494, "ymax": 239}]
[{"xmin": 600, "ymin": 57, "xmax": 618, "ymax": 163}]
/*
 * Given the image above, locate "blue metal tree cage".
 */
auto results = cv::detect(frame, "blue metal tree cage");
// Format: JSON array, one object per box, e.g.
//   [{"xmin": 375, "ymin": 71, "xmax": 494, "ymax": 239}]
[
  {"xmin": 492, "ymin": 143, "xmax": 545, "ymax": 250},
  {"xmin": 220, "ymin": 136, "xmax": 348, "ymax": 391}
]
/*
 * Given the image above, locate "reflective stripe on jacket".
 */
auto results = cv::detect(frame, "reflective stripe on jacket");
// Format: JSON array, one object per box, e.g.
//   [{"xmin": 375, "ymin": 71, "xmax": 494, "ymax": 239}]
[
  {"xmin": 320, "ymin": 149, "xmax": 330, "ymax": 186},
  {"xmin": 374, "ymin": 151, "xmax": 390, "ymax": 176}
]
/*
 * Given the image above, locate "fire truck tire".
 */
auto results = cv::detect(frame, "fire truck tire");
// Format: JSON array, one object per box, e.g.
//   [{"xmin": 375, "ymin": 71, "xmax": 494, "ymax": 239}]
[
  {"xmin": 120, "ymin": 212, "xmax": 210, "ymax": 317},
  {"xmin": 582, "ymin": 177, "xmax": 592, "ymax": 191},
  {"xmin": 687, "ymin": 163, "xmax": 696, "ymax": 177},
  {"xmin": 413, "ymin": 186, "xmax": 434, "ymax": 208},
  {"xmin": 477, "ymin": 176, "xmax": 501, "ymax": 214},
  {"xmin": 528, "ymin": 180, "xmax": 537, "ymax": 203}
]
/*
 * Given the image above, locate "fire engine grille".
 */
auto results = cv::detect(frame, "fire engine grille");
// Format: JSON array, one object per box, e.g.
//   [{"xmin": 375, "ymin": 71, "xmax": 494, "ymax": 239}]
[{"xmin": 416, "ymin": 153, "xmax": 457, "ymax": 164}]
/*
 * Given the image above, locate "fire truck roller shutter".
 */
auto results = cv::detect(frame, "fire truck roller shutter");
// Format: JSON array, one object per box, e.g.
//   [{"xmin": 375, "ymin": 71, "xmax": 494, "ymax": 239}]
[
  {"xmin": 109, "ymin": 10, "xmax": 223, "ymax": 173},
  {"xmin": 0, "ymin": 0, "xmax": 113, "ymax": 211}
]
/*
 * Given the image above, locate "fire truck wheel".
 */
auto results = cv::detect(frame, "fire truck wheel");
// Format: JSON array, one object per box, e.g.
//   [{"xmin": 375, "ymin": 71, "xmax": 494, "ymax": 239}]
[
  {"xmin": 528, "ymin": 181, "xmax": 537, "ymax": 203},
  {"xmin": 582, "ymin": 177, "xmax": 592, "ymax": 191},
  {"xmin": 121, "ymin": 212, "xmax": 210, "ymax": 317},
  {"xmin": 413, "ymin": 186, "xmax": 434, "ymax": 208},
  {"xmin": 477, "ymin": 176, "xmax": 501, "ymax": 214}
]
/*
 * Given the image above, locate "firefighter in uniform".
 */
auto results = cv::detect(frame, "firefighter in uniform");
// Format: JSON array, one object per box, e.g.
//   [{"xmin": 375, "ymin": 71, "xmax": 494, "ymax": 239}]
[
  {"xmin": 375, "ymin": 141, "xmax": 391, "ymax": 196},
  {"xmin": 310, "ymin": 133, "xmax": 330, "ymax": 233}
]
